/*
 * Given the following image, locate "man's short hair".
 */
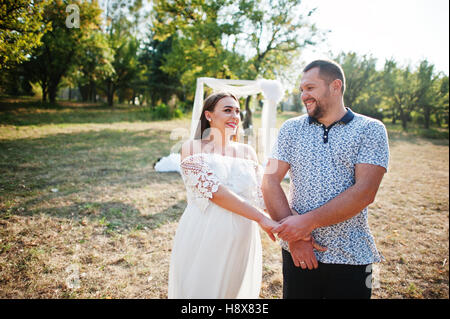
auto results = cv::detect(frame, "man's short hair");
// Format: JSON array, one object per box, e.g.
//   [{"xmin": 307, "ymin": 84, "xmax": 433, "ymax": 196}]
[{"xmin": 303, "ymin": 60, "xmax": 346, "ymax": 94}]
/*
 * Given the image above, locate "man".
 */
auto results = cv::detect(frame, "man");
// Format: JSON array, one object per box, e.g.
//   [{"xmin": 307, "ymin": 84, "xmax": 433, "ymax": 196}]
[{"xmin": 262, "ymin": 60, "xmax": 389, "ymax": 299}]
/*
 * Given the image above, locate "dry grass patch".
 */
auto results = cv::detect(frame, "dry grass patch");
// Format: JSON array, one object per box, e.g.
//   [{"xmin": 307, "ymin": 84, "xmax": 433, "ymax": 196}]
[
  {"xmin": 0, "ymin": 101, "xmax": 448, "ymax": 299},
  {"xmin": 368, "ymin": 136, "xmax": 449, "ymax": 298}
]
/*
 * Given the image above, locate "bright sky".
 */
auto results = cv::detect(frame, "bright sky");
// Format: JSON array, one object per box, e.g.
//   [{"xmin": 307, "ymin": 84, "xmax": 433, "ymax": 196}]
[{"xmin": 300, "ymin": 0, "xmax": 449, "ymax": 75}]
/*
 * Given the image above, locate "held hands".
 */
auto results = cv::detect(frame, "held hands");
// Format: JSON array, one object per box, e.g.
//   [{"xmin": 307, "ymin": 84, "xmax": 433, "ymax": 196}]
[
  {"xmin": 257, "ymin": 209, "xmax": 327, "ymax": 270},
  {"xmin": 264, "ymin": 208, "xmax": 327, "ymax": 270},
  {"xmin": 272, "ymin": 213, "xmax": 315, "ymax": 242},
  {"xmin": 261, "ymin": 222, "xmax": 327, "ymax": 270},
  {"xmin": 258, "ymin": 215, "xmax": 280, "ymax": 242}
]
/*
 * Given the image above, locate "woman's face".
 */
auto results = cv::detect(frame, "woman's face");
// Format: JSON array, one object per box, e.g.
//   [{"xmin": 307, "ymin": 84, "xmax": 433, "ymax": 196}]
[{"xmin": 205, "ymin": 96, "xmax": 240, "ymax": 137}]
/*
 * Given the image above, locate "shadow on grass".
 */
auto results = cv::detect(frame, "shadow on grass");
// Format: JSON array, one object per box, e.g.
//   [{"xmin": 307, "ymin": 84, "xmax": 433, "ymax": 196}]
[
  {"xmin": 6, "ymin": 200, "xmax": 186, "ymax": 233},
  {"xmin": 388, "ymin": 130, "xmax": 449, "ymax": 147},
  {"xmin": 0, "ymin": 99, "xmax": 185, "ymax": 126},
  {"xmin": 0, "ymin": 127, "xmax": 174, "ymax": 167},
  {"xmin": 0, "ymin": 107, "xmax": 155, "ymax": 126},
  {"xmin": 0, "ymin": 126, "xmax": 186, "ymax": 232},
  {"xmin": 385, "ymin": 121, "xmax": 449, "ymax": 145}
]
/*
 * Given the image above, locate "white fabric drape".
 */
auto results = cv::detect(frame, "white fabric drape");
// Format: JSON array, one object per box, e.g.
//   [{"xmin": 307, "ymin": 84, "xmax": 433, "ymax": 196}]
[
  {"xmin": 189, "ymin": 77, "xmax": 283, "ymax": 162},
  {"xmin": 156, "ymin": 77, "xmax": 283, "ymax": 172}
]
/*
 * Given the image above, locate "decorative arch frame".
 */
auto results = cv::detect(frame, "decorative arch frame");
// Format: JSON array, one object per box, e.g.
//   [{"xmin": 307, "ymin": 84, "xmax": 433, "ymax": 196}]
[
  {"xmin": 155, "ymin": 77, "xmax": 283, "ymax": 172},
  {"xmin": 190, "ymin": 77, "xmax": 283, "ymax": 161}
]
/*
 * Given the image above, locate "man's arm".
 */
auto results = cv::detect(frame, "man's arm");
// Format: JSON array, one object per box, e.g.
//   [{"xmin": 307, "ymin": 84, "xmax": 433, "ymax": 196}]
[
  {"xmin": 261, "ymin": 158, "xmax": 292, "ymax": 222},
  {"xmin": 262, "ymin": 158, "xmax": 326, "ymax": 270},
  {"xmin": 273, "ymin": 163, "xmax": 386, "ymax": 242}
]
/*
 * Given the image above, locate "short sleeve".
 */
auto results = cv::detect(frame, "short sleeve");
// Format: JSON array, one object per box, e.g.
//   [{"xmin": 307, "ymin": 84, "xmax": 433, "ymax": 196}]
[
  {"xmin": 356, "ymin": 120, "xmax": 390, "ymax": 171},
  {"xmin": 180, "ymin": 155, "xmax": 221, "ymax": 199},
  {"xmin": 271, "ymin": 120, "xmax": 294, "ymax": 164}
]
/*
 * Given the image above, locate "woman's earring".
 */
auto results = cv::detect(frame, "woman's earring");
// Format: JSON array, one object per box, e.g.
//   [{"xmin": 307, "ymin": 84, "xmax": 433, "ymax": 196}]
[{"xmin": 207, "ymin": 118, "xmax": 211, "ymax": 122}]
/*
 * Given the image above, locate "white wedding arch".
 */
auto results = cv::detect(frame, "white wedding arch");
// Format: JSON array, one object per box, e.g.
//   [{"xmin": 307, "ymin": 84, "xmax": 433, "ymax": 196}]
[{"xmin": 155, "ymin": 77, "xmax": 284, "ymax": 173}]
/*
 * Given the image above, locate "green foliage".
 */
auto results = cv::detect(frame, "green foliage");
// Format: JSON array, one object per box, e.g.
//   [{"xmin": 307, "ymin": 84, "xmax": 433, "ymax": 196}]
[
  {"xmin": 415, "ymin": 60, "xmax": 448, "ymax": 129},
  {"xmin": 139, "ymin": 35, "xmax": 182, "ymax": 106},
  {"xmin": 151, "ymin": 0, "xmax": 324, "ymax": 131},
  {"xmin": 103, "ymin": 35, "xmax": 140, "ymax": 106},
  {"xmin": 151, "ymin": 103, "xmax": 172, "ymax": 119},
  {"xmin": 152, "ymin": 0, "xmax": 241, "ymax": 97},
  {"xmin": 101, "ymin": 0, "xmax": 145, "ymax": 106},
  {"xmin": 0, "ymin": 0, "xmax": 447, "ymax": 133},
  {"xmin": 24, "ymin": 0, "xmax": 103, "ymax": 103},
  {"xmin": 335, "ymin": 52, "xmax": 383, "ymax": 120},
  {"xmin": 0, "ymin": 0, "xmax": 50, "ymax": 70},
  {"xmin": 69, "ymin": 31, "xmax": 114, "ymax": 102},
  {"xmin": 0, "ymin": 64, "xmax": 34, "ymax": 96},
  {"xmin": 141, "ymin": 103, "xmax": 184, "ymax": 120},
  {"xmin": 152, "ymin": 0, "xmax": 322, "ymax": 102},
  {"xmin": 325, "ymin": 52, "xmax": 449, "ymax": 130},
  {"xmin": 235, "ymin": 0, "xmax": 323, "ymax": 80},
  {"xmin": 381, "ymin": 60, "xmax": 432, "ymax": 130}
]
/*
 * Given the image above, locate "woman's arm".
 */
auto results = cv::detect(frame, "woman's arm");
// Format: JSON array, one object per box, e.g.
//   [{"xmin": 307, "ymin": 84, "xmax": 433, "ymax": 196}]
[
  {"xmin": 181, "ymin": 140, "xmax": 279, "ymax": 240},
  {"xmin": 210, "ymin": 185, "xmax": 279, "ymax": 241}
]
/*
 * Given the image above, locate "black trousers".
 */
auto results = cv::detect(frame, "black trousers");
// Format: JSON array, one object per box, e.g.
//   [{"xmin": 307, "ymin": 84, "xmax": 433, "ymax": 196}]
[{"xmin": 282, "ymin": 249, "xmax": 372, "ymax": 299}]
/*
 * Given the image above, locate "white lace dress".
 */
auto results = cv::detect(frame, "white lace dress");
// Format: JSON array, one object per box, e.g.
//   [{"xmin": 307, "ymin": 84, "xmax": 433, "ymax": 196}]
[{"xmin": 168, "ymin": 153, "xmax": 266, "ymax": 299}]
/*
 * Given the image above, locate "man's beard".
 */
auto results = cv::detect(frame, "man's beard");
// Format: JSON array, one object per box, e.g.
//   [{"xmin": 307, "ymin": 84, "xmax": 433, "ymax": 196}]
[{"xmin": 307, "ymin": 99, "xmax": 326, "ymax": 120}]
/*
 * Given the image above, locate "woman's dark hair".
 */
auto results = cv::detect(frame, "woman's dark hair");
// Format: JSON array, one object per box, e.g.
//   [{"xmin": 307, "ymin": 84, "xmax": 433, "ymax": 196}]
[
  {"xmin": 303, "ymin": 60, "xmax": 346, "ymax": 94},
  {"xmin": 194, "ymin": 92, "xmax": 240, "ymax": 142}
]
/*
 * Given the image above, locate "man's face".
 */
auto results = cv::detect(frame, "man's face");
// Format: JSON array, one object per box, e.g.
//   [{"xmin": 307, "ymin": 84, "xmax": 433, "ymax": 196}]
[{"xmin": 300, "ymin": 67, "xmax": 332, "ymax": 120}]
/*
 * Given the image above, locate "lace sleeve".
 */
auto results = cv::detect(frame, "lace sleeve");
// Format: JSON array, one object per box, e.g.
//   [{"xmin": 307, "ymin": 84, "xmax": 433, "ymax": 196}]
[{"xmin": 180, "ymin": 154, "xmax": 221, "ymax": 199}]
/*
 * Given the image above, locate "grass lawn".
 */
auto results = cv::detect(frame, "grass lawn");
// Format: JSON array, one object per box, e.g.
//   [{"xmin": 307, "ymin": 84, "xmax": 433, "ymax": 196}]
[{"xmin": 0, "ymin": 99, "xmax": 448, "ymax": 298}]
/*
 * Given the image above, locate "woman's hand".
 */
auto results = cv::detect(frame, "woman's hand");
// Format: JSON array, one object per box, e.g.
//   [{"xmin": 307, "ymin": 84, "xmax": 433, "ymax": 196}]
[
  {"xmin": 273, "ymin": 213, "xmax": 315, "ymax": 242},
  {"xmin": 257, "ymin": 215, "xmax": 280, "ymax": 242}
]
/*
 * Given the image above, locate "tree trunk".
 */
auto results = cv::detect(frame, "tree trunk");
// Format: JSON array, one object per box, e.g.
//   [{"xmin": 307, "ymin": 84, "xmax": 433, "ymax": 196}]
[
  {"xmin": 48, "ymin": 73, "xmax": 64, "ymax": 104},
  {"xmin": 243, "ymin": 96, "xmax": 253, "ymax": 130},
  {"xmin": 79, "ymin": 85, "xmax": 88, "ymax": 102},
  {"xmin": 48, "ymin": 85, "xmax": 57, "ymax": 104},
  {"xmin": 399, "ymin": 107, "xmax": 408, "ymax": 131},
  {"xmin": 392, "ymin": 108, "xmax": 397, "ymax": 124},
  {"xmin": 108, "ymin": 91, "xmax": 114, "ymax": 106},
  {"xmin": 88, "ymin": 81, "xmax": 94, "ymax": 102},
  {"xmin": 91, "ymin": 82, "xmax": 97, "ymax": 103},
  {"xmin": 423, "ymin": 106, "xmax": 431, "ymax": 129},
  {"xmin": 435, "ymin": 113, "xmax": 441, "ymax": 127},
  {"xmin": 106, "ymin": 80, "xmax": 114, "ymax": 106},
  {"xmin": 41, "ymin": 82, "xmax": 48, "ymax": 103}
]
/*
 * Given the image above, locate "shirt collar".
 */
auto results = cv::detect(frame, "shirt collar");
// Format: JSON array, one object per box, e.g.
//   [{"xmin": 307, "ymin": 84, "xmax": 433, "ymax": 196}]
[{"xmin": 308, "ymin": 107, "xmax": 355, "ymax": 125}]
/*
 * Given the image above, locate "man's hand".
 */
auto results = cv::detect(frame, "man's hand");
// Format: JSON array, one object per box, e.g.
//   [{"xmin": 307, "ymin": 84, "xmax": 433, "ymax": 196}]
[
  {"xmin": 288, "ymin": 238, "xmax": 326, "ymax": 270},
  {"xmin": 273, "ymin": 213, "xmax": 316, "ymax": 242}
]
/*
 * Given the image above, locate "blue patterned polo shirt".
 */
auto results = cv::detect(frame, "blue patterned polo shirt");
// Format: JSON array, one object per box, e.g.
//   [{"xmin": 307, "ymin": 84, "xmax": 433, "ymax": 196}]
[{"xmin": 271, "ymin": 108, "xmax": 389, "ymax": 265}]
